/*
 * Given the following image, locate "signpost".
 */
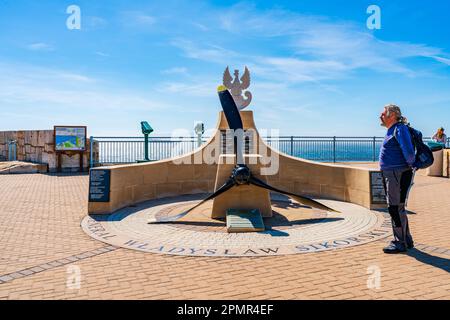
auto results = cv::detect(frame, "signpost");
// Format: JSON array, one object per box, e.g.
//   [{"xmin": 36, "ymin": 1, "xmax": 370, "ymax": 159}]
[{"xmin": 54, "ymin": 125, "xmax": 87, "ymax": 172}]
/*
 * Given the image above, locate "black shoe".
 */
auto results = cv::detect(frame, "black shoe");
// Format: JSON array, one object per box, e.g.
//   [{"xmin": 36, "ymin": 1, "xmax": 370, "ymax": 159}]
[
  {"xmin": 383, "ymin": 241, "xmax": 407, "ymax": 254},
  {"xmin": 407, "ymin": 241, "xmax": 414, "ymax": 249}
]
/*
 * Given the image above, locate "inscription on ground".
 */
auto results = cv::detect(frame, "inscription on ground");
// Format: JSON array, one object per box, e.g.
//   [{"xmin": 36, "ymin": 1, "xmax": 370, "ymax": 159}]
[{"xmin": 81, "ymin": 195, "xmax": 391, "ymax": 257}]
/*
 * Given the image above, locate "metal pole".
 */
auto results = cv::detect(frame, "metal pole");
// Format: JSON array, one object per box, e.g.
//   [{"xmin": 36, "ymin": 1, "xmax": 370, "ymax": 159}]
[
  {"xmin": 333, "ymin": 136, "xmax": 336, "ymax": 163},
  {"xmin": 372, "ymin": 136, "xmax": 376, "ymax": 162},
  {"xmin": 144, "ymin": 134, "xmax": 149, "ymax": 161},
  {"xmin": 89, "ymin": 136, "xmax": 94, "ymax": 168},
  {"xmin": 197, "ymin": 133, "xmax": 202, "ymax": 148},
  {"xmin": 290, "ymin": 136, "xmax": 294, "ymax": 155}
]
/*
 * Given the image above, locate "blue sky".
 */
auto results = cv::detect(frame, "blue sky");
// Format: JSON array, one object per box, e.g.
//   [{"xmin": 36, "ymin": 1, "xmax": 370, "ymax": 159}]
[{"xmin": 0, "ymin": 0, "xmax": 449, "ymax": 137}]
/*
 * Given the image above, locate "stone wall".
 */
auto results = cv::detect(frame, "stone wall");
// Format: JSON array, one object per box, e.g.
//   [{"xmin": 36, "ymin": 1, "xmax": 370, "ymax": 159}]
[{"xmin": 0, "ymin": 130, "xmax": 97, "ymax": 172}]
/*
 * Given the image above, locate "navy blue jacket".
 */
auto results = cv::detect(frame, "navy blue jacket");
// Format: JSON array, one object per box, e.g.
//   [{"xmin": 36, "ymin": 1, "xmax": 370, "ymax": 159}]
[{"xmin": 379, "ymin": 123, "xmax": 415, "ymax": 171}]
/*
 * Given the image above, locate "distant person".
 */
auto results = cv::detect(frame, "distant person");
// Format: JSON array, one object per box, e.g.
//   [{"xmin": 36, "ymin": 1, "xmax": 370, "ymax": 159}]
[
  {"xmin": 379, "ymin": 104, "xmax": 415, "ymax": 254},
  {"xmin": 432, "ymin": 127, "xmax": 447, "ymax": 144}
]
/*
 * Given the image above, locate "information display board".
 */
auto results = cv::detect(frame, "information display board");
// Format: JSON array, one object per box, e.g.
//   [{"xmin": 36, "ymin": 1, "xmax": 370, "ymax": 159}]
[{"xmin": 54, "ymin": 126, "xmax": 87, "ymax": 151}]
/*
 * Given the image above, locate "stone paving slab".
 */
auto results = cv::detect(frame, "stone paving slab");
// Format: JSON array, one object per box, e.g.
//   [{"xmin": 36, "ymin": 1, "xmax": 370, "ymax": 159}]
[{"xmin": 0, "ymin": 170, "xmax": 449, "ymax": 299}]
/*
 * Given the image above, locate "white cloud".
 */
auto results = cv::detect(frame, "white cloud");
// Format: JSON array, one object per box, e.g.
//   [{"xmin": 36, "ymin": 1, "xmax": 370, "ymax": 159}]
[
  {"xmin": 135, "ymin": 15, "xmax": 156, "ymax": 25},
  {"xmin": 170, "ymin": 39, "xmax": 238, "ymax": 64},
  {"xmin": 161, "ymin": 67, "xmax": 188, "ymax": 75},
  {"xmin": 156, "ymin": 81, "xmax": 214, "ymax": 97},
  {"xmin": 430, "ymin": 56, "xmax": 450, "ymax": 66},
  {"xmin": 290, "ymin": 26, "xmax": 442, "ymax": 76},
  {"xmin": 58, "ymin": 73, "xmax": 95, "ymax": 83},
  {"xmin": 0, "ymin": 62, "xmax": 170, "ymax": 112},
  {"xmin": 86, "ymin": 16, "xmax": 108, "ymax": 29},
  {"xmin": 121, "ymin": 11, "xmax": 157, "ymax": 27},
  {"xmin": 94, "ymin": 51, "xmax": 110, "ymax": 57},
  {"xmin": 169, "ymin": 4, "xmax": 449, "ymax": 83},
  {"xmin": 191, "ymin": 22, "xmax": 209, "ymax": 31},
  {"xmin": 26, "ymin": 42, "xmax": 54, "ymax": 51},
  {"xmin": 256, "ymin": 57, "xmax": 348, "ymax": 82}
]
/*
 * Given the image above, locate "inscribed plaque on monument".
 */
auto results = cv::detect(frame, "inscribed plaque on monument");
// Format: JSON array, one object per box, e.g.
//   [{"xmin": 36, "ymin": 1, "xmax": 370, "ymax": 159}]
[
  {"xmin": 89, "ymin": 169, "xmax": 111, "ymax": 202},
  {"xmin": 370, "ymin": 171, "xmax": 386, "ymax": 204}
]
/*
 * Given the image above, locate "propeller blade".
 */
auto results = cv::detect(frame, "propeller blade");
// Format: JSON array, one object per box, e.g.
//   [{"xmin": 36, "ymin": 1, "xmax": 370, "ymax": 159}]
[
  {"xmin": 249, "ymin": 176, "xmax": 340, "ymax": 213},
  {"xmin": 148, "ymin": 178, "xmax": 237, "ymax": 223},
  {"xmin": 217, "ymin": 85, "xmax": 245, "ymax": 164},
  {"xmin": 217, "ymin": 85, "xmax": 243, "ymax": 131}
]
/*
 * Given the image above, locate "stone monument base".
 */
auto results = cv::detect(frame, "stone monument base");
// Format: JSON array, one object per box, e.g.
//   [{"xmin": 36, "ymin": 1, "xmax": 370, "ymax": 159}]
[{"xmin": 211, "ymin": 154, "xmax": 272, "ymax": 219}]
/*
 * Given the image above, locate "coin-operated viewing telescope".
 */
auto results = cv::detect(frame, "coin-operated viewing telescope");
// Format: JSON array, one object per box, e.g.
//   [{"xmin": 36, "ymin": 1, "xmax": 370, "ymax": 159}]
[
  {"xmin": 138, "ymin": 121, "xmax": 154, "ymax": 162},
  {"xmin": 141, "ymin": 121, "xmax": 154, "ymax": 135},
  {"xmin": 194, "ymin": 121, "xmax": 205, "ymax": 148}
]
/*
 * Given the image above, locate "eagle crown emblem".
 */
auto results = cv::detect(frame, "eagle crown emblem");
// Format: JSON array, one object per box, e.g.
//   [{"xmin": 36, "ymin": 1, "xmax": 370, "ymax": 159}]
[{"xmin": 223, "ymin": 66, "xmax": 252, "ymax": 110}]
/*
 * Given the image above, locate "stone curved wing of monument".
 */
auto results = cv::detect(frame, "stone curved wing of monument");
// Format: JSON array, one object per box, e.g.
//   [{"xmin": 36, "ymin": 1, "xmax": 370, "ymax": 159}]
[{"xmin": 88, "ymin": 108, "xmax": 383, "ymax": 216}]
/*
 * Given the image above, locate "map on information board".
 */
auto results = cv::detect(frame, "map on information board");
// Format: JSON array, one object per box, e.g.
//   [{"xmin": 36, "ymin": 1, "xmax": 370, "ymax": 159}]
[{"xmin": 54, "ymin": 126, "xmax": 87, "ymax": 151}]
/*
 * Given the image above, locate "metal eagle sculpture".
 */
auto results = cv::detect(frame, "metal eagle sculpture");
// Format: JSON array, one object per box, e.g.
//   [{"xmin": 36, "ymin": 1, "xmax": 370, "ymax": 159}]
[{"xmin": 223, "ymin": 66, "xmax": 252, "ymax": 110}]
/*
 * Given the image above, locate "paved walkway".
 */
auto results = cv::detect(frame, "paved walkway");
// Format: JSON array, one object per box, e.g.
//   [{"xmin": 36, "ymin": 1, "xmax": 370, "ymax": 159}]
[{"xmin": 0, "ymin": 169, "xmax": 449, "ymax": 300}]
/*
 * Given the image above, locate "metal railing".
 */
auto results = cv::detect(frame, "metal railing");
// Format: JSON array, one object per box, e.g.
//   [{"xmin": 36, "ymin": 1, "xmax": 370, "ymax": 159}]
[
  {"xmin": 89, "ymin": 135, "xmax": 450, "ymax": 167},
  {"xmin": 90, "ymin": 136, "xmax": 208, "ymax": 167}
]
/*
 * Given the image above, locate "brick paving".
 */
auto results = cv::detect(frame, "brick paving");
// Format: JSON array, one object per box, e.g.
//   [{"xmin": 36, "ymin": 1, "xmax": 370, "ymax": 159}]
[{"xmin": 0, "ymin": 169, "xmax": 449, "ymax": 300}]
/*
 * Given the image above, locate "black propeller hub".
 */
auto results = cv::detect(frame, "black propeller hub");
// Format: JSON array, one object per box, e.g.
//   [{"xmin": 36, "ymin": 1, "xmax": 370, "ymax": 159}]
[{"xmin": 231, "ymin": 165, "xmax": 251, "ymax": 185}]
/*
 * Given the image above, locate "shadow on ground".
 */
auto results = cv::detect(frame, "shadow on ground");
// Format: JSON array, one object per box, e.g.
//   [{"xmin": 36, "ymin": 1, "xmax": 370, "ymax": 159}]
[
  {"xmin": 407, "ymin": 248, "xmax": 450, "ymax": 274},
  {"xmin": 44, "ymin": 172, "xmax": 89, "ymax": 177}
]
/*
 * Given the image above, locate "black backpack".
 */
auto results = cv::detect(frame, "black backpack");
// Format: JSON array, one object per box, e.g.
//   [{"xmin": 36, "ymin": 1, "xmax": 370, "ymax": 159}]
[{"xmin": 395, "ymin": 124, "xmax": 434, "ymax": 169}]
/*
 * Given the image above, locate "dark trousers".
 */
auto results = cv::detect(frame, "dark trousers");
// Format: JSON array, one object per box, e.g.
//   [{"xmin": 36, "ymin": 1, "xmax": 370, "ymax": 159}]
[{"xmin": 381, "ymin": 168, "xmax": 414, "ymax": 247}]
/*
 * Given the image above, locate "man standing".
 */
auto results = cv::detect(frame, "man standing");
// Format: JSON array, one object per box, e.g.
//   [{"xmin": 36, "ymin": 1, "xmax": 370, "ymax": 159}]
[{"xmin": 379, "ymin": 104, "xmax": 416, "ymax": 254}]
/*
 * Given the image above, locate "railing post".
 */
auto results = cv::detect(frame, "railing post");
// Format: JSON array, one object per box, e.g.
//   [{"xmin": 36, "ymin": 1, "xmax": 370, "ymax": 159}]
[
  {"xmin": 197, "ymin": 132, "xmax": 203, "ymax": 148},
  {"xmin": 372, "ymin": 136, "xmax": 376, "ymax": 162},
  {"xmin": 333, "ymin": 136, "xmax": 336, "ymax": 163},
  {"xmin": 89, "ymin": 136, "xmax": 94, "ymax": 168},
  {"xmin": 144, "ymin": 134, "xmax": 149, "ymax": 161},
  {"xmin": 290, "ymin": 136, "xmax": 294, "ymax": 155}
]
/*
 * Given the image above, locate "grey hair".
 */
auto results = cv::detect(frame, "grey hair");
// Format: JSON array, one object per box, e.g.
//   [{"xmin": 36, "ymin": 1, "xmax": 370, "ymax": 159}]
[{"xmin": 384, "ymin": 104, "xmax": 408, "ymax": 124}]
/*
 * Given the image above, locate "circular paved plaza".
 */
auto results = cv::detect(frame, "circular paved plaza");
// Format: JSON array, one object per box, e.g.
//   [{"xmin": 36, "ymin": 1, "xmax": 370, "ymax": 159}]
[
  {"xmin": 82, "ymin": 195, "xmax": 391, "ymax": 257},
  {"xmin": 1, "ymin": 167, "xmax": 449, "ymax": 300}
]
